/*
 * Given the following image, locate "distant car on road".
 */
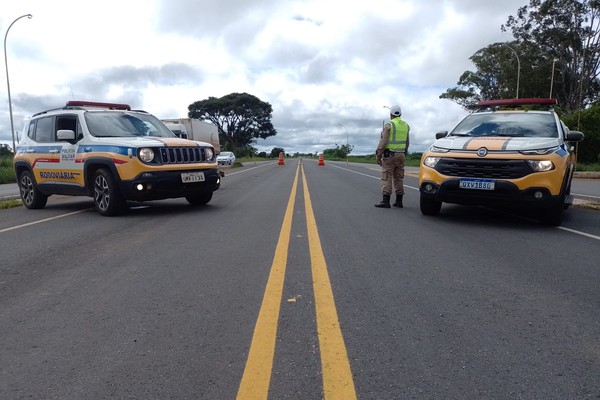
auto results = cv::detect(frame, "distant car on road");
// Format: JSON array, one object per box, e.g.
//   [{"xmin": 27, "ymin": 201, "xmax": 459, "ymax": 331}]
[{"xmin": 217, "ymin": 151, "xmax": 236, "ymax": 165}]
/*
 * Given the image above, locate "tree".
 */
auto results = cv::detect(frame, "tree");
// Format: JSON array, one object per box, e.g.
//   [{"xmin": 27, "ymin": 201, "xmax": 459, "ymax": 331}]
[
  {"xmin": 441, "ymin": 0, "xmax": 600, "ymax": 112},
  {"xmin": 562, "ymin": 105, "xmax": 600, "ymax": 163},
  {"xmin": 188, "ymin": 93, "xmax": 277, "ymax": 155},
  {"xmin": 270, "ymin": 147, "xmax": 285, "ymax": 158},
  {"xmin": 323, "ymin": 144, "xmax": 353, "ymax": 159},
  {"xmin": 440, "ymin": 41, "xmax": 553, "ymax": 107},
  {"xmin": 0, "ymin": 144, "xmax": 13, "ymax": 156},
  {"xmin": 502, "ymin": 0, "xmax": 600, "ymax": 112}
]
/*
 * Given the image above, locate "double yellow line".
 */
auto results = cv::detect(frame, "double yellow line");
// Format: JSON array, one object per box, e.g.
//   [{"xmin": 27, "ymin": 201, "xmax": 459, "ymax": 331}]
[{"xmin": 236, "ymin": 162, "xmax": 356, "ymax": 399}]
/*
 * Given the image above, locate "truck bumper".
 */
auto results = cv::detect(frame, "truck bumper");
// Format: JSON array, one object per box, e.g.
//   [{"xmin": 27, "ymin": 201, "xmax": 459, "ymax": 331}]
[
  {"xmin": 419, "ymin": 179, "xmax": 563, "ymax": 209},
  {"xmin": 119, "ymin": 168, "xmax": 220, "ymax": 202}
]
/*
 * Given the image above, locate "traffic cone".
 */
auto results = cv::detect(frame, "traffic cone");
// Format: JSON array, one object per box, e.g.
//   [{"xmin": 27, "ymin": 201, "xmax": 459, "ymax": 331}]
[
  {"xmin": 278, "ymin": 151, "xmax": 285, "ymax": 165},
  {"xmin": 318, "ymin": 153, "xmax": 325, "ymax": 166}
]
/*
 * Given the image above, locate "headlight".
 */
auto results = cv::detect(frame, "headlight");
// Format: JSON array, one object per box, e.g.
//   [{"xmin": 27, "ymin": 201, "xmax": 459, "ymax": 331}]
[
  {"xmin": 526, "ymin": 160, "xmax": 554, "ymax": 172},
  {"xmin": 139, "ymin": 148, "xmax": 155, "ymax": 163},
  {"xmin": 423, "ymin": 156, "xmax": 441, "ymax": 168},
  {"xmin": 204, "ymin": 148, "xmax": 214, "ymax": 160},
  {"xmin": 519, "ymin": 146, "xmax": 559, "ymax": 155},
  {"xmin": 430, "ymin": 146, "xmax": 450, "ymax": 153}
]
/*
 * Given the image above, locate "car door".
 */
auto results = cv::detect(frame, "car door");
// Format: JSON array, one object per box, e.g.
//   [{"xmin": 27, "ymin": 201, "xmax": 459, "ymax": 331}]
[{"xmin": 29, "ymin": 114, "xmax": 85, "ymax": 192}]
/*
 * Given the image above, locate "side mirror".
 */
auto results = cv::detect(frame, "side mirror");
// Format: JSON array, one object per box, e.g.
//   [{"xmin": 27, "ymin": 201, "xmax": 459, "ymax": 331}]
[
  {"xmin": 565, "ymin": 131, "xmax": 584, "ymax": 142},
  {"xmin": 435, "ymin": 131, "xmax": 448, "ymax": 139},
  {"xmin": 57, "ymin": 129, "xmax": 76, "ymax": 141}
]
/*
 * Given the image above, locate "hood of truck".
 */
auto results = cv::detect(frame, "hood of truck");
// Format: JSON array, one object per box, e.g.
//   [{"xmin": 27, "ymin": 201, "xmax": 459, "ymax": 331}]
[
  {"xmin": 432, "ymin": 136, "xmax": 561, "ymax": 152},
  {"xmin": 94, "ymin": 137, "xmax": 209, "ymax": 148}
]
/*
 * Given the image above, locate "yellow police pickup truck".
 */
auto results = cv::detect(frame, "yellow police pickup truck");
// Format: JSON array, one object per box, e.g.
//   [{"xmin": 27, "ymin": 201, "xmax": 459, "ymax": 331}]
[
  {"xmin": 419, "ymin": 98, "xmax": 584, "ymax": 226},
  {"xmin": 13, "ymin": 101, "xmax": 220, "ymax": 216}
]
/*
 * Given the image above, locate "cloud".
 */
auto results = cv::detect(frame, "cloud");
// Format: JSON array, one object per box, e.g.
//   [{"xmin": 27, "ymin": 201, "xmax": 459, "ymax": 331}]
[{"xmin": 0, "ymin": 0, "xmax": 526, "ymax": 154}]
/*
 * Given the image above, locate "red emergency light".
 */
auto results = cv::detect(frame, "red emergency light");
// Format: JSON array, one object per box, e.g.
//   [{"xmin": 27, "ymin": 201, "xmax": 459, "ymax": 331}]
[
  {"xmin": 475, "ymin": 98, "xmax": 558, "ymax": 108},
  {"xmin": 66, "ymin": 100, "xmax": 131, "ymax": 110}
]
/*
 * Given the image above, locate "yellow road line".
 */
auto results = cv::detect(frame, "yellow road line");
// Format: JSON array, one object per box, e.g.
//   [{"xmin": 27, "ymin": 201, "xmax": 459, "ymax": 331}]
[
  {"xmin": 301, "ymin": 165, "xmax": 357, "ymax": 399},
  {"xmin": 237, "ymin": 162, "xmax": 356, "ymax": 399},
  {"xmin": 236, "ymin": 163, "xmax": 300, "ymax": 399}
]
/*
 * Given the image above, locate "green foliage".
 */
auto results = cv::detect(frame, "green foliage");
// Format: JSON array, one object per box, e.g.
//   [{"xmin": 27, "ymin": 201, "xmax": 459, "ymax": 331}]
[
  {"xmin": 575, "ymin": 163, "xmax": 600, "ymax": 171},
  {"xmin": 323, "ymin": 144, "xmax": 353, "ymax": 159},
  {"xmin": 0, "ymin": 144, "xmax": 13, "ymax": 157},
  {"xmin": 270, "ymin": 147, "xmax": 285, "ymax": 158},
  {"xmin": 562, "ymin": 104, "xmax": 600, "ymax": 164},
  {"xmin": 441, "ymin": 0, "xmax": 600, "ymax": 111},
  {"xmin": 0, "ymin": 154, "xmax": 16, "ymax": 184},
  {"xmin": 502, "ymin": 0, "xmax": 600, "ymax": 112},
  {"xmin": 0, "ymin": 199, "xmax": 22, "ymax": 209},
  {"xmin": 188, "ymin": 93, "xmax": 277, "ymax": 155}
]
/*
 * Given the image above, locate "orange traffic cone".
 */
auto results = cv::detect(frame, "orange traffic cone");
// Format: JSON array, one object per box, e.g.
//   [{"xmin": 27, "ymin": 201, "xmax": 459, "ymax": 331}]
[
  {"xmin": 278, "ymin": 151, "xmax": 285, "ymax": 165},
  {"xmin": 318, "ymin": 153, "xmax": 325, "ymax": 166}
]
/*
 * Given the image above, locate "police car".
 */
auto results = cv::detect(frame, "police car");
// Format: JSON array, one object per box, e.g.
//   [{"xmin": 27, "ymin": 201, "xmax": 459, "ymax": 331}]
[
  {"xmin": 419, "ymin": 98, "xmax": 584, "ymax": 225},
  {"xmin": 13, "ymin": 101, "xmax": 220, "ymax": 216}
]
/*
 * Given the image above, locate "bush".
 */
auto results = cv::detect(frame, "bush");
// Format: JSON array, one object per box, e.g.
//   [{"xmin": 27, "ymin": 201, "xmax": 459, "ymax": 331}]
[{"xmin": 0, "ymin": 155, "xmax": 16, "ymax": 184}]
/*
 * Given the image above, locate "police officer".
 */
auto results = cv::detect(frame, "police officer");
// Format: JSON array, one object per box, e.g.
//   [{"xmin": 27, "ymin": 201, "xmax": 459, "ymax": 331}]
[{"xmin": 375, "ymin": 105, "xmax": 410, "ymax": 208}]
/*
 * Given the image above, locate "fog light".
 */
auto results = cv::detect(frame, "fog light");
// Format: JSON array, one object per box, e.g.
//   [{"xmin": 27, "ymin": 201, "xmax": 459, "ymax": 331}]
[
  {"xmin": 425, "ymin": 183, "xmax": 434, "ymax": 192},
  {"xmin": 534, "ymin": 191, "xmax": 544, "ymax": 199},
  {"xmin": 136, "ymin": 183, "xmax": 145, "ymax": 191}
]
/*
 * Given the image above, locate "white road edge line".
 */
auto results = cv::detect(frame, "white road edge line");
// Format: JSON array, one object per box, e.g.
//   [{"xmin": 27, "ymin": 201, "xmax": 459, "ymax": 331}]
[
  {"xmin": 557, "ymin": 226, "xmax": 600, "ymax": 241},
  {"xmin": 224, "ymin": 162, "xmax": 276, "ymax": 176},
  {"xmin": 0, "ymin": 209, "xmax": 90, "ymax": 234}
]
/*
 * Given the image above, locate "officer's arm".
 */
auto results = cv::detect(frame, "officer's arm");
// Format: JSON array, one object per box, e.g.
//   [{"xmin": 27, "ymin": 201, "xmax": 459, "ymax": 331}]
[{"xmin": 376, "ymin": 123, "xmax": 391, "ymax": 155}]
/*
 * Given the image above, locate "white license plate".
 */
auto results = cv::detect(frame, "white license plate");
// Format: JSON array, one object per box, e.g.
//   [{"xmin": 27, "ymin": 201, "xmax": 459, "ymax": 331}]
[
  {"xmin": 459, "ymin": 178, "xmax": 495, "ymax": 190},
  {"xmin": 181, "ymin": 172, "xmax": 205, "ymax": 183}
]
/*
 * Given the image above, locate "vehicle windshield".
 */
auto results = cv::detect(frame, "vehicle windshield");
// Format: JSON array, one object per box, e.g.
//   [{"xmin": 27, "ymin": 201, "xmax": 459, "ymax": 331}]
[
  {"xmin": 450, "ymin": 112, "xmax": 559, "ymax": 138},
  {"xmin": 85, "ymin": 112, "xmax": 176, "ymax": 138}
]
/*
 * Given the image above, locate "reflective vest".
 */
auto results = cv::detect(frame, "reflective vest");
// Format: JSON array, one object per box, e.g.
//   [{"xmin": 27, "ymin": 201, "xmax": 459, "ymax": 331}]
[{"xmin": 386, "ymin": 117, "xmax": 409, "ymax": 152}]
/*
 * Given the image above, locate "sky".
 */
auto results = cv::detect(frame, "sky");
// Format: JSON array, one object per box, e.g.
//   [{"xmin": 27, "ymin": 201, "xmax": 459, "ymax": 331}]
[{"xmin": 0, "ymin": 0, "xmax": 528, "ymax": 155}]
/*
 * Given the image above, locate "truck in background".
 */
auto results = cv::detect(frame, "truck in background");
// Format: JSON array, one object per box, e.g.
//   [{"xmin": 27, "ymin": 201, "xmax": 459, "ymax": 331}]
[{"xmin": 161, "ymin": 118, "xmax": 221, "ymax": 154}]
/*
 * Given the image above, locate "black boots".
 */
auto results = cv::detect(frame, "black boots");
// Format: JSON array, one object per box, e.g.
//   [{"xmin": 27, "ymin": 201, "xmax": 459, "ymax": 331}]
[
  {"xmin": 375, "ymin": 194, "xmax": 403, "ymax": 208},
  {"xmin": 375, "ymin": 194, "xmax": 391, "ymax": 208},
  {"xmin": 393, "ymin": 195, "xmax": 403, "ymax": 208}
]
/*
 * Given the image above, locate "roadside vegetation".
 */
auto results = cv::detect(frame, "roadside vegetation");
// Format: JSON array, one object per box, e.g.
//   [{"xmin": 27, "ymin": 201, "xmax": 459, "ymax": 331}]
[{"xmin": 0, "ymin": 148, "xmax": 15, "ymax": 184}]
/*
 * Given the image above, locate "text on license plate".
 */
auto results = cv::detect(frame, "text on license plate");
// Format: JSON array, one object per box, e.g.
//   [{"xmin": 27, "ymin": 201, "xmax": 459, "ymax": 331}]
[
  {"xmin": 181, "ymin": 172, "xmax": 205, "ymax": 183},
  {"xmin": 459, "ymin": 178, "xmax": 495, "ymax": 190}
]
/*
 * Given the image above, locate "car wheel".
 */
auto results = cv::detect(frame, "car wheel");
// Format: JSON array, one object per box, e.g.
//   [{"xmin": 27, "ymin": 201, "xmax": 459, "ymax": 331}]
[
  {"xmin": 18, "ymin": 170, "xmax": 48, "ymax": 209},
  {"xmin": 93, "ymin": 169, "xmax": 126, "ymax": 216},
  {"xmin": 186, "ymin": 192, "xmax": 213, "ymax": 206},
  {"xmin": 540, "ymin": 204, "xmax": 564, "ymax": 226},
  {"xmin": 420, "ymin": 196, "xmax": 442, "ymax": 216}
]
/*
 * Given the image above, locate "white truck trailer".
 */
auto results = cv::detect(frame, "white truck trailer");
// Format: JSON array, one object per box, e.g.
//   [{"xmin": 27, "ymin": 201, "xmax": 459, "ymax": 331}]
[{"xmin": 161, "ymin": 118, "xmax": 221, "ymax": 154}]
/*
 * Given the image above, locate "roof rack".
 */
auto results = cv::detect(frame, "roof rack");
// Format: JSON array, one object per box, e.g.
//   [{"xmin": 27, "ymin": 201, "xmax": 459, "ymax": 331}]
[
  {"xmin": 65, "ymin": 100, "xmax": 131, "ymax": 110},
  {"xmin": 470, "ymin": 98, "xmax": 557, "ymax": 112}
]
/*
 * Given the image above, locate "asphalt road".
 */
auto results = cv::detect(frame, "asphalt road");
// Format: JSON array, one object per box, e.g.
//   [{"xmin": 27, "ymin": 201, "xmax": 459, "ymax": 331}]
[{"xmin": 1, "ymin": 159, "xmax": 599, "ymax": 399}]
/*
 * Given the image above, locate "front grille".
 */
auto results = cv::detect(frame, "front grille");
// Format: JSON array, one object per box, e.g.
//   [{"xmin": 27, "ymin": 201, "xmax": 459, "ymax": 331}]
[
  {"xmin": 159, "ymin": 147, "xmax": 203, "ymax": 164},
  {"xmin": 436, "ymin": 158, "xmax": 532, "ymax": 179}
]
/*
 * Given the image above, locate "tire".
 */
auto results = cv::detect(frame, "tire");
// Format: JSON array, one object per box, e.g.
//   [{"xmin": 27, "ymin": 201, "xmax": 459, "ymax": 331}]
[
  {"xmin": 540, "ymin": 204, "xmax": 564, "ymax": 226},
  {"xmin": 420, "ymin": 195, "xmax": 442, "ymax": 216},
  {"xmin": 93, "ymin": 169, "xmax": 126, "ymax": 216},
  {"xmin": 186, "ymin": 192, "xmax": 213, "ymax": 206},
  {"xmin": 18, "ymin": 170, "xmax": 48, "ymax": 209}
]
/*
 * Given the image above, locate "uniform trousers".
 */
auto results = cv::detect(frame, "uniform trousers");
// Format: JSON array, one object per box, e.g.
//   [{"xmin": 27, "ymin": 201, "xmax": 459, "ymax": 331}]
[{"xmin": 380, "ymin": 152, "xmax": 405, "ymax": 196}]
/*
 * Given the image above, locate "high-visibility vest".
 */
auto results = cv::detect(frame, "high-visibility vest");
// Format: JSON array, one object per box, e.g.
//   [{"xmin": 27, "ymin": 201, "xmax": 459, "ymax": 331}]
[{"xmin": 386, "ymin": 117, "xmax": 409, "ymax": 152}]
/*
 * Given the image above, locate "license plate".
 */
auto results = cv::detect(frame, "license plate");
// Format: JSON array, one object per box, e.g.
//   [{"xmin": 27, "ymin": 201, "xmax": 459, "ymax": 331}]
[
  {"xmin": 459, "ymin": 178, "xmax": 495, "ymax": 190},
  {"xmin": 181, "ymin": 172, "xmax": 205, "ymax": 183}
]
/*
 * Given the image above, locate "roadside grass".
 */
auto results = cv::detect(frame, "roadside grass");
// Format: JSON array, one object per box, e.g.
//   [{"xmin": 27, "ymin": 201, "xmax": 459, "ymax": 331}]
[
  {"xmin": 0, "ymin": 199, "xmax": 21, "ymax": 209},
  {"xmin": 577, "ymin": 163, "xmax": 600, "ymax": 172},
  {"xmin": 0, "ymin": 155, "xmax": 16, "ymax": 184}
]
